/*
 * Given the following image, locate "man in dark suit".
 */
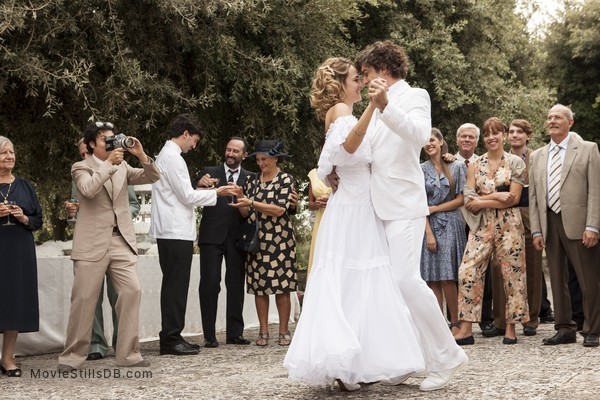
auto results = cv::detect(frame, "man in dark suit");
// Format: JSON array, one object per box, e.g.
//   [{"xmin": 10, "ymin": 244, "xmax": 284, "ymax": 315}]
[
  {"xmin": 192, "ymin": 137, "xmax": 252, "ymax": 347},
  {"xmin": 529, "ymin": 104, "xmax": 600, "ymax": 347}
]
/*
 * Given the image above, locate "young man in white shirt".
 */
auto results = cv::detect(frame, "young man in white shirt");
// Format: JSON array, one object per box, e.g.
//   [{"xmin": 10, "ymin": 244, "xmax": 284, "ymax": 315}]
[{"xmin": 149, "ymin": 114, "xmax": 236, "ymax": 356}]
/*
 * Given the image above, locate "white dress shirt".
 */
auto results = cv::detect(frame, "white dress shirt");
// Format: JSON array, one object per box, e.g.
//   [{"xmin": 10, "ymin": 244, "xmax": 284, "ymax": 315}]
[
  {"xmin": 149, "ymin": 140, "xmax": 217, "ymax": 241},
  {"xmin": 454, "ymin": 152, "xmax": 479, "ymax": 164},
  {"xmin": 224, "ymin": 163, "xmax": 240, "ymax": 183}
]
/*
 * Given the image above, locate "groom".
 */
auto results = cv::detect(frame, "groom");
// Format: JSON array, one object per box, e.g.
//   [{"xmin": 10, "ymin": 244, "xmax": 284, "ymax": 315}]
[{"xmin": 356, "ymin": 40, "xmax": 468, "ymax": 391}]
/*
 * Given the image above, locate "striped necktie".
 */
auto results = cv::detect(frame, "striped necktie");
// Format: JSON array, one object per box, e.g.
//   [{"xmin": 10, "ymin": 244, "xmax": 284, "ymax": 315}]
[{"xmin": 548, "ymin": 146, "xmax": 562, "ymax": 213}]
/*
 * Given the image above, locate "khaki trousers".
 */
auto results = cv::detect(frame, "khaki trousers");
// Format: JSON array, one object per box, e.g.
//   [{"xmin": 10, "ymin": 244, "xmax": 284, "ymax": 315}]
[{"xmin": 59, "ymin": 235, "xmax": 143, "ymax": 368}]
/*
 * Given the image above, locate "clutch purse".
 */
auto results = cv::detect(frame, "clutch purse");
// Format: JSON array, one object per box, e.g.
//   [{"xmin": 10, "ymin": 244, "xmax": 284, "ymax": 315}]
[
  {"xmin": 236, "ymin": 221, "xmax": 259, "ymax": 253},
  {"xmin": 496, "ymin": 185, "xmax": 528, "ymax": 207}
]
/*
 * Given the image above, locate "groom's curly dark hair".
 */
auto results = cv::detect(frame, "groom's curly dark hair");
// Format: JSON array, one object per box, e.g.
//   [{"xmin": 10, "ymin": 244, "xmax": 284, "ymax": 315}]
[{"xmin": 355, "ymin": 40, "xmax": 409, "ymax": 80}]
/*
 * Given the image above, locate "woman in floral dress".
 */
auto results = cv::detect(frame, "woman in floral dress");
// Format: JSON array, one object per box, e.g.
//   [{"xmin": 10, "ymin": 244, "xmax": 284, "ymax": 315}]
[{"xmin": 453, "ymin": 117, "xmax": 529, "ymax": 345}]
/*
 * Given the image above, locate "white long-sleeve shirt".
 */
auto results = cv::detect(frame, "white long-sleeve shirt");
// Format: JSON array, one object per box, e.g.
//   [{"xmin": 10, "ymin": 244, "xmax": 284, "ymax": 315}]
[{"xmin": 149, "ymin": 140, "xmax": 217, "ymax": 240}]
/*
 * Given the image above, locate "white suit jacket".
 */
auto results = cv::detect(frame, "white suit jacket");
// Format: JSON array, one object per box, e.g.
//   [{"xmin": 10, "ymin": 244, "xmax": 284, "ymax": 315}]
[{"xmin": 369, "ymin": 80, "xmax": 431, "ymax": 220}]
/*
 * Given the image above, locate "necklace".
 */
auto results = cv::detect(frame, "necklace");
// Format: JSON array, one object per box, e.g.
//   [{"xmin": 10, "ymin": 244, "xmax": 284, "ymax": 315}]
[{"xmin": 0, "ymin": 176, "xmax": 14, "ymax": 204}]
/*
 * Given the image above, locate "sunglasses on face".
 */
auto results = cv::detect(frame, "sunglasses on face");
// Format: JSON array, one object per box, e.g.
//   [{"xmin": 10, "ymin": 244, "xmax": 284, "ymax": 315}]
[{"xmin": 95, "ymin": 121, "xmax": 114, "ymax": 129}]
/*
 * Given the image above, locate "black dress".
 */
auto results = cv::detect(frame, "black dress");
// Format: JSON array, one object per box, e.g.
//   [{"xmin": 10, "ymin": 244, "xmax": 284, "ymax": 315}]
[
  {"xmin": 0, "ymin": 177, "xmax": 43, "ymax": 332},
  {"xmin": 245, "ymin": 172, "xmax": 297, "ymax": 295}
]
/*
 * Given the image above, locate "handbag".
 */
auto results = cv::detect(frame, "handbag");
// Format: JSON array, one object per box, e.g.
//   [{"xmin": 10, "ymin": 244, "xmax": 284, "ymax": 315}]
[
  {"xmin": 496, "ymin": 185, "xmax": 529, "ymax": 207},
  {"xmin": 236, "ymin": 178, "xmax": 260, "ymax": 253},
  {"xmin": 236, "ymin": 221, "xmax": 260, "ymax": 253}
]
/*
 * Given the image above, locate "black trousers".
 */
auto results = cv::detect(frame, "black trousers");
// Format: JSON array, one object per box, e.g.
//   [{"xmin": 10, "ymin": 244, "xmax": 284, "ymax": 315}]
[
  {"xmin": 157, "ymin": 238, "xmax": 194, "ymax": 346},
  {"xmin": 199, "ymin": 239, "xmax": 245, "ymax": 340},
  {"xmin": 540, "ymin": 270, "xmax": 553, "ymax": 317}
]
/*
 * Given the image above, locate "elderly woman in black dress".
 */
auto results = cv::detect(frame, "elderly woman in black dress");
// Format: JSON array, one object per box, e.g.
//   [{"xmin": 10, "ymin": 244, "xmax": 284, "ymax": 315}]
[
  {"xmin": 231, "ymin": 140, "xmax": 297, "ymax": 347},
  {"xmin": 0, "ymin": 136, "xmax": 43, "ymax": 377}
]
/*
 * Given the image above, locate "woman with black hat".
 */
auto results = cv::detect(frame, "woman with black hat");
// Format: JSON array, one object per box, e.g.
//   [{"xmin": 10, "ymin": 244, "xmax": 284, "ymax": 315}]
[{"xmin": 230, "ymin": 139, "xmax": 297, "ymax": 347}]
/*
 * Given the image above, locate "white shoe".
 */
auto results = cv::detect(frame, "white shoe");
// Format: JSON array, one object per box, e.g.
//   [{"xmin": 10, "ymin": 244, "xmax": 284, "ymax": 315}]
[
  {"xmin": 336, "ymin": 379, "xmax": 361, "ymax": 392},
  {"xmin": 419, "ymin": 359, "xmax": 467, "ymax": 391},
  {"xmin": 380, "ymin": 372, "xmax": 415, "ymax": 386}
]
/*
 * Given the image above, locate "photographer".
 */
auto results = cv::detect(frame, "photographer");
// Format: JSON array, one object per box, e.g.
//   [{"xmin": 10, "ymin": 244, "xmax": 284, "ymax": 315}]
[{"xmin": 58, "ymin": 121, "xmax": 160, "ymax": 372}]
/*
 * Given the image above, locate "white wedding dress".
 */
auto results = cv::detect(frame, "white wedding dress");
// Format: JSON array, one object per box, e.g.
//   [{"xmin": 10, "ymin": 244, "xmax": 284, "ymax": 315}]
[{"xmin": 284, "ymin": 115, "xmax": 426, "ymax": 385}]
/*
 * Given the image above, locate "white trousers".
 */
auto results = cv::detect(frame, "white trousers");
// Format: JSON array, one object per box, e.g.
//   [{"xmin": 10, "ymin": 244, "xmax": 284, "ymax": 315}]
[{"xmin": 384, "ymin": 217, "xmax": 467, "ymax": 372}]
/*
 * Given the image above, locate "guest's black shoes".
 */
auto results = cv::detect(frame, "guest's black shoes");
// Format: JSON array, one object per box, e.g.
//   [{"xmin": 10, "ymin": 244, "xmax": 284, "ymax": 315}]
[
  {"xmin": 542, "ymin": 332, "xmax": 576, "ymax": 345},
  {"xmin": 455, "ymin": 336, "xmax": 475, "ymax": 345},
  {"xmin": 226, "ymin": 336, "xmax": 251, "ymax": 345},
  {"xmin": 503, "ymin": 337, "xmax": 518, "ymax": 345},
  {"xmin": 86, "ymin": 352, "xmax": 103, "ymax": 360},
  {"xmin": 539, "ymin": 311, "xmax": 555, "ymax": 323},
  {"xmin": 482, "ymin": 326, "xmax": 505, "ymax": 337},
  {"xmin": 583, "ymin": 334, "xmax": 599, "ymax": 347},
  {"xmin": 523, "ymin": 326, "xmax": 537, "ymax": 336},
  {"xmin": 183, "ymin": 339, "xmax": 200, "ymax": 350},
  {"xmin": 159, "ymin": 342, "xmax": 199, "ymax": 355},
  {"xmin": 204, "ymin": 339, "xmax": 219, "ymax": 348}
]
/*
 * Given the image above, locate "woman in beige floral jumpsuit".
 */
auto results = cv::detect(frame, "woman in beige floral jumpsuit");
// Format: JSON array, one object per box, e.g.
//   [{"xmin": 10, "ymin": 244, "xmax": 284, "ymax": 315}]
[{"xmin": 453, "ymin": 117, "xmax": 529, "ymax": 345}]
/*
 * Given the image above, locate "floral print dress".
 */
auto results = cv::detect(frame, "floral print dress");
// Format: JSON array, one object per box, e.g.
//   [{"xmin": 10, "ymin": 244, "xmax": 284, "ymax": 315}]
[{"xmin": 458, "ymin": 152, "xmax": 529, "ymax": 323}]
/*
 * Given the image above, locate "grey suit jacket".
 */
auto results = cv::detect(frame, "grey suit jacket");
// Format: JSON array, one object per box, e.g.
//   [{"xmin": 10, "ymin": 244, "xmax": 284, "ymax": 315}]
[
  {"xmin": 70, "ymin": 156, "xmax": 160, "ymax": 262},
  {"xmin": 529, "ymin": 135, "xmax": 600, "ymax": 241}
]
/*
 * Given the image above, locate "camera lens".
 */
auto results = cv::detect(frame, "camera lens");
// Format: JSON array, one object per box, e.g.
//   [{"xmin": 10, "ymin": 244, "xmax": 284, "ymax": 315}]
[{"xmin": 124, "ymin": 137, "xmax": 136, "ymax": 148}]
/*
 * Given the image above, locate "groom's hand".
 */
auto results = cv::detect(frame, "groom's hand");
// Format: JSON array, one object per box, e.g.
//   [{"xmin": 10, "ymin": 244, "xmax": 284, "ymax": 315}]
[
  {"xmin": 326, "ymin": 166, "xmax": 339, "ymax": 193},
  {"xmin": 369, "ymin": 77, "xmax": 388, "ymax": 112}
]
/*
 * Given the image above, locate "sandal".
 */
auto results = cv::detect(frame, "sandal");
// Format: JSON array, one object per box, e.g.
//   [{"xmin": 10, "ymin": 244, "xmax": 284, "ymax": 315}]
[
  {"xmin": 278, "ymin": 331, "xmax": 292, "ymax": 346},
  {"xmin": 450, "ymin": 321, "xmax": 461, "ymax": 334},
  {"xmin": 0, "ymin": 363, "xmax": 22, "ymax": 377},
  {"xmin": 256, "ymin": 332, "xmax": 269, "ymax": 347}
]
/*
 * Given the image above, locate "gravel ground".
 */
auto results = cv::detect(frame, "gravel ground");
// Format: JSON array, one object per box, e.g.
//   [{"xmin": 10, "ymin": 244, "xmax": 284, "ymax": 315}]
[{"xmin": 2, "ymin": 321, "xmax": 598, "ymax": 400}]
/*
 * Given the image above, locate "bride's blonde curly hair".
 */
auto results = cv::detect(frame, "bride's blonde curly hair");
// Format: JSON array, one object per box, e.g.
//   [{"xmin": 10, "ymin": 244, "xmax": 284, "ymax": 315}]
[{"xmin": 310, "ymin": 57, "xmax": 354, "ymax": 121}]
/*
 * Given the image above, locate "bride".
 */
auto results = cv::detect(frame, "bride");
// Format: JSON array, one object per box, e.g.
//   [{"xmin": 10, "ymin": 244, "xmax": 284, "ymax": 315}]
[{"xmin": 283, "ymin": 57, "xmax": 426, "ymax": 391}]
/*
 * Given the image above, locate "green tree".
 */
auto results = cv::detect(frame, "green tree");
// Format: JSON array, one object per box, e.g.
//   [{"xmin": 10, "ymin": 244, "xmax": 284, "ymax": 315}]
[
  {"xmin": 1, "ymin": 0, "xmax": 558, "ymax": 240},
  {"xmin": 544, "ymin": 0, "xmax": 600, "ymax": 144}
]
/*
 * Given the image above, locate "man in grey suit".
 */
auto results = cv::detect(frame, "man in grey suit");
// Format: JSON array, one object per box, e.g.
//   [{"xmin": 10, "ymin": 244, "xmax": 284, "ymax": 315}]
[
  {"xmin": 58, "ymin": 121, "xmax": 160, "ymax": 371},
  {"xmin": 529, "ymin": 104, "xmax": 600, "ymax": 347}
]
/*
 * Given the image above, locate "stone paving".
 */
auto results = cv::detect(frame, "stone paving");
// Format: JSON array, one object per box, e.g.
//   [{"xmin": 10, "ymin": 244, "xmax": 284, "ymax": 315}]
[{"xmin": 2, "ymin": 321, "xmax": 598, "ymax": 399}]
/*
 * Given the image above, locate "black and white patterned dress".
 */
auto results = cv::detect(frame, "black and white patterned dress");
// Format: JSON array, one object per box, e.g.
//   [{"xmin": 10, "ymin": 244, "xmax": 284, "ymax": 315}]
[{"xmin": 245, "ymin": 171, "xmax": 297, "ymax": 295}]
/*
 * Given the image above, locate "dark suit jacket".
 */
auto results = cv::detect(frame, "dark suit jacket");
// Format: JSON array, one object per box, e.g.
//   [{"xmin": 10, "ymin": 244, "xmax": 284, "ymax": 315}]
[{"xmin": 193, "ymin": 165, "xmax": 254, "ymax": 245}]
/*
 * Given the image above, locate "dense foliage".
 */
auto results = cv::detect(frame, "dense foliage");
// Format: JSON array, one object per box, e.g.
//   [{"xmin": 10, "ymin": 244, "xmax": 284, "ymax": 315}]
[
  {"xmin": 543, "ymin": 0, "xmax": 600, "ymax": 144},
  {"xmin": 0, "ymin": 0, "xmax": 595, "ymax": 241}
]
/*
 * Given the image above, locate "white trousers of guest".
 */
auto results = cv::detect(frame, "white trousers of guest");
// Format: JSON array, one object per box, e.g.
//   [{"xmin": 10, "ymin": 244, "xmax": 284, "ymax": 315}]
[{"xmin": 384, "ymin": 217, "xmax": 467, "ymax": 372}]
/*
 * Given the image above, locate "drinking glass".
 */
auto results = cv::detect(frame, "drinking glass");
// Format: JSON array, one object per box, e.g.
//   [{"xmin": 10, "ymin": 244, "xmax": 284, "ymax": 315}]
[
  {"xmin": 66, "ymin": 198, "xmax": 79, "ymax": 223},
  {"xmin": 2, "ymin": 200, "xmax": 17, "ymax": 226}
]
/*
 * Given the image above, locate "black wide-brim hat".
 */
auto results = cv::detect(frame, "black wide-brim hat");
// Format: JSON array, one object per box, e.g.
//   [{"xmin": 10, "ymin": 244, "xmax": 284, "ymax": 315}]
[{"xmin": 248, "ymin": 140, "xmax": 292, "ymax": 158}]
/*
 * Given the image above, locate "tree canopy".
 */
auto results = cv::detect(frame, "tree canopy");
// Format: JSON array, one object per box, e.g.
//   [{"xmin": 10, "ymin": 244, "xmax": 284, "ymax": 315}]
[
  {"xmin": 543, "ymin": 0, "xmax": 600, "ymax": 144},
  {"xmin": 2, "ymin": 0, "xmax": 594, "ymax": 240}
]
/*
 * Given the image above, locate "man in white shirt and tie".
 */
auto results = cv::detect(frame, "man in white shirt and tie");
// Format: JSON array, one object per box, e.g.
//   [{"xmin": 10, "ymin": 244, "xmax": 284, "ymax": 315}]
[
  {"xmin": 529, "ymin": 104, "xmax": 600, "ymax": 347},
  {"xmin": 454, "ymin": 123, "xmax": 480, "ymax": 165},
  {"xmin": 149, "ymin": 114, "xmax": 236, "ymax": 355}
]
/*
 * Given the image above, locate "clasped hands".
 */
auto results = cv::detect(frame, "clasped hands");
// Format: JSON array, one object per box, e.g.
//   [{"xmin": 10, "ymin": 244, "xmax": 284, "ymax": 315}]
[{"xmin": 0, "ymin": 203, "xmax": 28, "ymax": 224}]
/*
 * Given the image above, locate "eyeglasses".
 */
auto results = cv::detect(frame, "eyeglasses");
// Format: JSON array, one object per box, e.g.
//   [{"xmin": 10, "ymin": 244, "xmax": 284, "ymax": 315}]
[{"xmin": 95, "ymin": 121, "xmax": 114, "ymax": 129}]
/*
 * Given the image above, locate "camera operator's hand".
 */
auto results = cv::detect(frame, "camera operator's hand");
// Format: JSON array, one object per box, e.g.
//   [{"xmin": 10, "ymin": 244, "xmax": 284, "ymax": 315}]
[
  {"xmin": 125, "ymin": 137, "xmax": 149, "ymax": 163},
  {"xmin": 107, "ymin": 148, "xmax": 125, "ymax": 165}
]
